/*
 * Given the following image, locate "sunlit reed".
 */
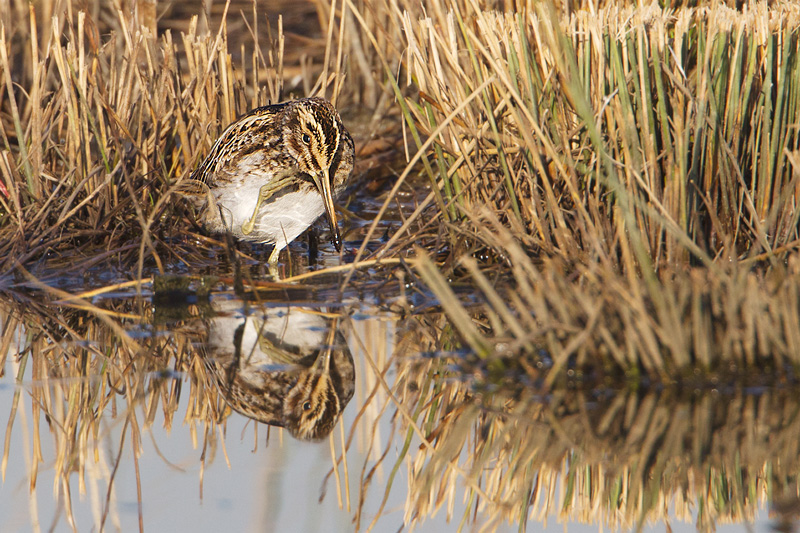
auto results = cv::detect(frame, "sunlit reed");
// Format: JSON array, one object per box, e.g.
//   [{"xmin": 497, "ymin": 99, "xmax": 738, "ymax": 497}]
[{"xmin": 372, "ymin": 1, "xmax": 800, "ymax": 380}]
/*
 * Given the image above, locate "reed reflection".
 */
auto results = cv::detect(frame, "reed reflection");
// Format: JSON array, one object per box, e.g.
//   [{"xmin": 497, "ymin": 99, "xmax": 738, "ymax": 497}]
[
  {"xmin": 6, "ymin": 288, "xmax": 800, "ymax": 532},
  {"xmin": 202, "ymin": 301, "xmax": 355, "ymax": 441},
  {"xmin": 385, "ymin": 360, "xmax": 800, "ymax": 531}
]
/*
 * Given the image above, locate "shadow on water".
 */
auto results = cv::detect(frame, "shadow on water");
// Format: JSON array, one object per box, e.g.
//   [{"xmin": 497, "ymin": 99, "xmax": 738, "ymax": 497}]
[{"xmin": 2, "ymin": 274, "xmax": 800, "ymax": 532}]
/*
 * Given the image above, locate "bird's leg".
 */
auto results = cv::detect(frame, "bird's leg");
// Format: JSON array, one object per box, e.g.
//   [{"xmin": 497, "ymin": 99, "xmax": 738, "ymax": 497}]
[
  {"xmin": 268, "ymin": 246, "xmax": 282, "ymax": 265},
  {"xmin": 241, "ymin": 169, "xmax": 297, "ymax": 235}
]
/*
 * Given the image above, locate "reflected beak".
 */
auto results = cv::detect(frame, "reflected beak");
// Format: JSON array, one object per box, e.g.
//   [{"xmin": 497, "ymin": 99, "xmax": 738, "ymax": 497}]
[
  {"xmin": 312, "ymin": 347, "xmax": 333, "ymax": 374},
  {"xmin": 312, "ymin": 318, "xmax": 338, "ymax": 374},
  {"xmin": 312, "ymin": 168, "xmax": 341, "ymax": 251}
]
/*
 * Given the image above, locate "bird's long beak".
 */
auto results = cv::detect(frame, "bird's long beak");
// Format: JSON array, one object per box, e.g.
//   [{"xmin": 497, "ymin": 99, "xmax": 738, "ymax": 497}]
[
  {"xmin": 311, "ymin": 321, "xmax": 337, "ymax": 374},
  {"xmin": 313, "ymin": 168, "xmax": 341, "ymax": 251}
]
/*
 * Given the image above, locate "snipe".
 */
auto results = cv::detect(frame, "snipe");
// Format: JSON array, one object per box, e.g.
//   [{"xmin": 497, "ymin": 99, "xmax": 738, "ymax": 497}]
[{"xmin": 187, "ymin": 97, "xmax": 355, "ymax": 263}]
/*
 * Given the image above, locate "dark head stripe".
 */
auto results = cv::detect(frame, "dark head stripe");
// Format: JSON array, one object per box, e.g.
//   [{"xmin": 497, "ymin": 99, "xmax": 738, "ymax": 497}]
[{"xmin": 311, "ymin": 111, "xmax": 335, "ymax": 162}]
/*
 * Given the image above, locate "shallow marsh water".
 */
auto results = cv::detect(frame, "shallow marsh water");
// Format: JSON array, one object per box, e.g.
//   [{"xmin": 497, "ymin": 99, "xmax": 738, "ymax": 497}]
[{"xmin": 2, "ymin": 249, "xmax": 800, "ymax": 532}]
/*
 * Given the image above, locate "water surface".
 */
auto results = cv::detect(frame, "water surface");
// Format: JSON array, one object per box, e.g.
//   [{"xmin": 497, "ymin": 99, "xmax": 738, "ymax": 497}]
[{"xmin": 2, "ymin": 266, "xmax": 798, "ymax": 532}]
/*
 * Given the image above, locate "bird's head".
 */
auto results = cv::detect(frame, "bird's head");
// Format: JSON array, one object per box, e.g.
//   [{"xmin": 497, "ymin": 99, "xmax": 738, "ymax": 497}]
[{"xmin": 283, "ymin": 97, "xmax": 349, "ymax": 251}]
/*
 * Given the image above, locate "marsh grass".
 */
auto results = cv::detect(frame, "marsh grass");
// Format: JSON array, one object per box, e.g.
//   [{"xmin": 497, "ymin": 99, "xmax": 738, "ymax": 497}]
[
  {"xmin": 362, "ymin": 0, "xmax": 800, "ymax": 379},
  {"xmin": 0, "ymin": 0, "xmax": 797, "ymax": 378},
  {"xmin": 0, "ymin": 0, "xmax": 363, "ymax": 278},
  {"xmin": 383, "ymin": 2, "xmax": 800, "ymax": 264},
  {"xmin": 3, "ymin": 1, "xmax": 800, "ymax": 530}
]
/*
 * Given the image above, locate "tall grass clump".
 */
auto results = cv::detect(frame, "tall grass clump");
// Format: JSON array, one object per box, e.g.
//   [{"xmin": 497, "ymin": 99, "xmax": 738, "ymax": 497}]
[
  {"xmin": 0, "ymin": 0, "xmax": 346, "ymax": 274},
  {"xmin": 365, "ymin": 1, "xmax": 800, "ymax": 379},
  {"xmin": 387, "ymin": 1, "xmax": 800, "ymax": 265}
]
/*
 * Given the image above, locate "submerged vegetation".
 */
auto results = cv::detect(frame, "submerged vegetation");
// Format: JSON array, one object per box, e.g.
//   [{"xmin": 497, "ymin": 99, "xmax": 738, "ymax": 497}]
[{"xmin": 2, "ymin": 0, "xmax": 800, "ymax": 530}]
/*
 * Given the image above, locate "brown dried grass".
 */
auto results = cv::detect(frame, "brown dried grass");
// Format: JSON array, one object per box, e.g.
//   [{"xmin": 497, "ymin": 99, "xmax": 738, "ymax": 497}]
[{"xmin": 361, "ymin": 0, "xmax": 800, "ymax": 379}]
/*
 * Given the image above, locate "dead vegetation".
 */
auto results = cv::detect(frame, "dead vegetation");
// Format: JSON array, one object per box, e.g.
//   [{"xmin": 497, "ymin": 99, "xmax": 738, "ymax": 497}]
[{"xmin": 2, "ymin": 0, "xmax": 800, "ymax": 531}]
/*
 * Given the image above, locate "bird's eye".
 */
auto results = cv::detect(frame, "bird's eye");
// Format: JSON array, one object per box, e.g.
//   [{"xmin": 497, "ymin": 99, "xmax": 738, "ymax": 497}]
[
  {"xmin": 303, "ymin": 401, "xmax": 312, "ymax": 411},
  {"xmin": 302, "ymin": 133, "xmax": 311, "ymax": 144}
]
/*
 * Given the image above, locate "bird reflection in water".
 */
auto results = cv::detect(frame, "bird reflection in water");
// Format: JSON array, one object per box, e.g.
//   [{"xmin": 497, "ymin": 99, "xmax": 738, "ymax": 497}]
[{"xmin": 202, "ymin": 304, "xmax": 355, "ymax": 441}]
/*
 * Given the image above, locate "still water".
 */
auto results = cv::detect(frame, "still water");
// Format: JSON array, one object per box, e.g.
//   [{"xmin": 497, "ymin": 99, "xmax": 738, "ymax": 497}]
[{"xmin": 1, "ymin": 265, "xmax": 797, "ymax": 532}]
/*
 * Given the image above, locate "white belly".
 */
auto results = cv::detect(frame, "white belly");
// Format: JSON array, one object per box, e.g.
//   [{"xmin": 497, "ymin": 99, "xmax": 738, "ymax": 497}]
[{"xmin": 214, "ymin": 183, "xmax": 325, "ymax": 251}]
